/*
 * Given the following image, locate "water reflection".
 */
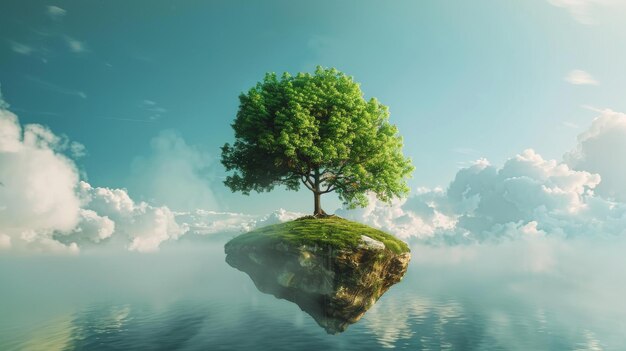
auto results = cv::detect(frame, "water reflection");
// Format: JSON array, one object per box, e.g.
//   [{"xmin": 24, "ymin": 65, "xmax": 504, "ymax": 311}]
[
  {"xmin": 1, "ymin": 241, "xmax": 625, "ymax": 350},
  {"xmin": 66, "ymin": 303, "xmax": 210, "ymax": 350},
  {"xmin": 57, "ymin": 302, "xmax": 335, "ymax": 351},
  {"xmin": 14, "ymin": 314, "xmax": 74, "ymax": 351},
  {"xmin": 1, "ymin": 290, "xmax": 618, "ymax": 350},
  {"xmin": 363, "ymin": 294, "xmax": 486, "ymax": 350}
]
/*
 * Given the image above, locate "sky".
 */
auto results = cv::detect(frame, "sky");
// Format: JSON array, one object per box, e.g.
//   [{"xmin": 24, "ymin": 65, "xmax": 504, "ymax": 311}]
[{"xmin": 1, "ymin": 0, "xmax": 626, "ymax": 253}]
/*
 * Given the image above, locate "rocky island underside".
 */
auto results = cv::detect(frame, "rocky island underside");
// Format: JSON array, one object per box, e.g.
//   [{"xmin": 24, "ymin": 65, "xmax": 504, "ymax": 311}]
[{"xmin": 224, "ymin": 216, "xmax": 411, "ymax": 334}]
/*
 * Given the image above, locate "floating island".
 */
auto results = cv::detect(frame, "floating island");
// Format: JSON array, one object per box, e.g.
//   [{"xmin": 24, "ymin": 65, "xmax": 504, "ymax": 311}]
[{"xmin": 224, "ymin": 216, "xmax": 411, "ymax": 334}]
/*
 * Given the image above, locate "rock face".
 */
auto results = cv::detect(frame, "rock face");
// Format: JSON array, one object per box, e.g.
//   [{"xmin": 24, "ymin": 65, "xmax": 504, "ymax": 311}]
[{"xmin": 225, "ymin": 224, "xmax": 410, "ymax": 334}]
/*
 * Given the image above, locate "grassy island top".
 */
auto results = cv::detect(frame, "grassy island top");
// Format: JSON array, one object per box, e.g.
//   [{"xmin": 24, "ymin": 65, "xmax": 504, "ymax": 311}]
[{"xmin": 228, "ymin": 216, "xmax": 410, "ymax": 254}]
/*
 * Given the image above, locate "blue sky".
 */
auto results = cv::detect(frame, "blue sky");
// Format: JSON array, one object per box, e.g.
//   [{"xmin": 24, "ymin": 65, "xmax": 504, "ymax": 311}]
[{"xmin": 1, "ymin": 0, "xmax": 625, "ymax": 215}]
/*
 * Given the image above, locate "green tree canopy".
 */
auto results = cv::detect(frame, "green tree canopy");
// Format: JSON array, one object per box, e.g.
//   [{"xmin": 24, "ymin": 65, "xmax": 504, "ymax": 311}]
[{"xmin": 221, "ymin": 67, "xmax": 414, "ymax": 215}]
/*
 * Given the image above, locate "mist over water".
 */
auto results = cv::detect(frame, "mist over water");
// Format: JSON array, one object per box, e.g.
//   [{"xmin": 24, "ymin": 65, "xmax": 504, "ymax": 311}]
[{"xmin": 1, "ymin": 237, "xmax": 625, "ymax": 350}]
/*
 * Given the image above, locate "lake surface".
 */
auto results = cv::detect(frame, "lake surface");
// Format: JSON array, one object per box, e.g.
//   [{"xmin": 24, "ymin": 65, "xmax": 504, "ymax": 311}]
[{"xmin": 1, "ymin": 238, "xmax": 625, "ymax": 350}]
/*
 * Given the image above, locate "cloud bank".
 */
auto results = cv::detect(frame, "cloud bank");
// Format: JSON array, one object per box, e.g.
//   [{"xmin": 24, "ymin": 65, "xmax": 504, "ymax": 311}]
[
  {"xmin": 340, "ymin": 109, "xmax": 626, "ymax": 244},
  {"xmin": 0, "ymin": 102, "xmax": 188, "ymax": 253},
  {"xmin": 0, "ymin": 93, "xmax": 307, "ymax": 254}
]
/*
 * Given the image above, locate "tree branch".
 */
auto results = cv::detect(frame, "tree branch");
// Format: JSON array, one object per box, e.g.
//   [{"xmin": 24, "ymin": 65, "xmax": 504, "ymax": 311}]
[
  {"xmin": 301, "ymin": 175, "xmax": 314, "ymax": 191},
  {"xmin": 305, "ymin": 175, "xmax": 316, "ymax": 189},
  {"xmin": 320, "ymin": 184, "xmax": 336, "ymax": 194},
  {"xmin": 320, "ymin": 162, "xmax": 350, "ymax": 182}
]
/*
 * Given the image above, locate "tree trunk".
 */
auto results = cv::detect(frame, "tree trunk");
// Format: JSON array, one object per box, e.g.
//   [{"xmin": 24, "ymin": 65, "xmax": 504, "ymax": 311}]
[
  {"xmin": 313, "ymin": 191, "xmax": 325, "ymax": 216},
  {"xmin": 313, "ymin": 168, "xmax": 326, "ymax": 216}
]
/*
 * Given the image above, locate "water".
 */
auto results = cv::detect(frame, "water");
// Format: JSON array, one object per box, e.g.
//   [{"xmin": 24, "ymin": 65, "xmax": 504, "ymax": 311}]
[{"xmin": 1, "ymin": 238, "xmax": 625, "ymax": 350}]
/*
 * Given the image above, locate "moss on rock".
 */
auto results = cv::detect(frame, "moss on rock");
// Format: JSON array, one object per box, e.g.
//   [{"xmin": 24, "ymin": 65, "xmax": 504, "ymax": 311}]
[{"xmin": 228, "ymin": 216, "xmax": 410, "ymax": 255}]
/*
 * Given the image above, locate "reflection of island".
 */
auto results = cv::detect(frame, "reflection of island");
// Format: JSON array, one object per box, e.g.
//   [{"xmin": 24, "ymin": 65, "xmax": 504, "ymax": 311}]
[{"xmin": 225, "ymin": 216, "xmax": 411, "ymax": 334}]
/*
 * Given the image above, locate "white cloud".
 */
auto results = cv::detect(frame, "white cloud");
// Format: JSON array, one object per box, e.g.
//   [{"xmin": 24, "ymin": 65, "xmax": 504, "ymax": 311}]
[
  {"xmin": 255, "ymin": 208, "xmax": 305, "ymax": 227},
  {"xmin": 173, "ymin": 208, "xmax": 304, "ymax": 236},
  {"xmin": 65, "ymin": 37, "xmax": 86, "ymax": 53},
  {"xmin": 0, "ymin": 92, "xmax": 302, "ymax": 254},
  {"xmin": 339, "ymin": 146, "xmax": 626, "ymax": 244},
  {"xmin": 78, "ymin": 182, "xmax": 188, "ymax": 252},
  {"xmin": 0, "ymin": 107, "xmax": 82, "ymax": 252},
  {"xmin": 565, "ymin": 109, "xmax": 626, "ymax": 201},
  {"xmin": 130, "ymin": 131, "xmax": 218, "ymax": 211},
  {"xmin": 0, "ymin": 88, "xmax": 7, "ymax": 110},
  {"xmin": 25, "ymin": 75, "xmax": 87, "ymax": 99},
  {"xmin": 548, "ymin": 0, "xmax": 616, "ymax": 25},
  {"xmin": 10, "ymin": 42, "xmax": 34, "ymax": 55},
  {"xmin": 47, "ymin": 5, "xmax": 67, "ymax": 18},
  {"xmin": 565, "ymin": 69, "xmax": 599, "ymax": 85},
  {"xmin": 140, "ymin": 99, "xmax": 167, "ymax": 120},
  {"xmin": 0, "ymin": 95, "xmax": 188, "ymax": 253},
  {"xmin": 69, "ymin": 141, "xmax": 86, "ymax": 158},
  {"xmin": 15, "ymin": 7, "xmax": 87, "ymax": 59},
  {"xmin": 175, "ymin": 210, "xmax": 257, "ymax": 235},
  {"xmin": 337, "ymin": 191, "xmax": 456, "ymax": 240}
]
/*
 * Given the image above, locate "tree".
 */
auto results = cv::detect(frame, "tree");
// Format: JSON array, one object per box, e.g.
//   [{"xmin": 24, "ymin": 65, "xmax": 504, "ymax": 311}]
[{"xmin": 221, "ymin": 67, "xmax": 414, "ymax": 216}]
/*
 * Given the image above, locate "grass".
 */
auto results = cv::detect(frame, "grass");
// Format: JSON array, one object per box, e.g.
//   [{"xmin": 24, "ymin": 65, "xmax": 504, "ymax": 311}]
[{"xmin": 227, "ymin": 216, "xmax": 410, "ymax": 254}]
